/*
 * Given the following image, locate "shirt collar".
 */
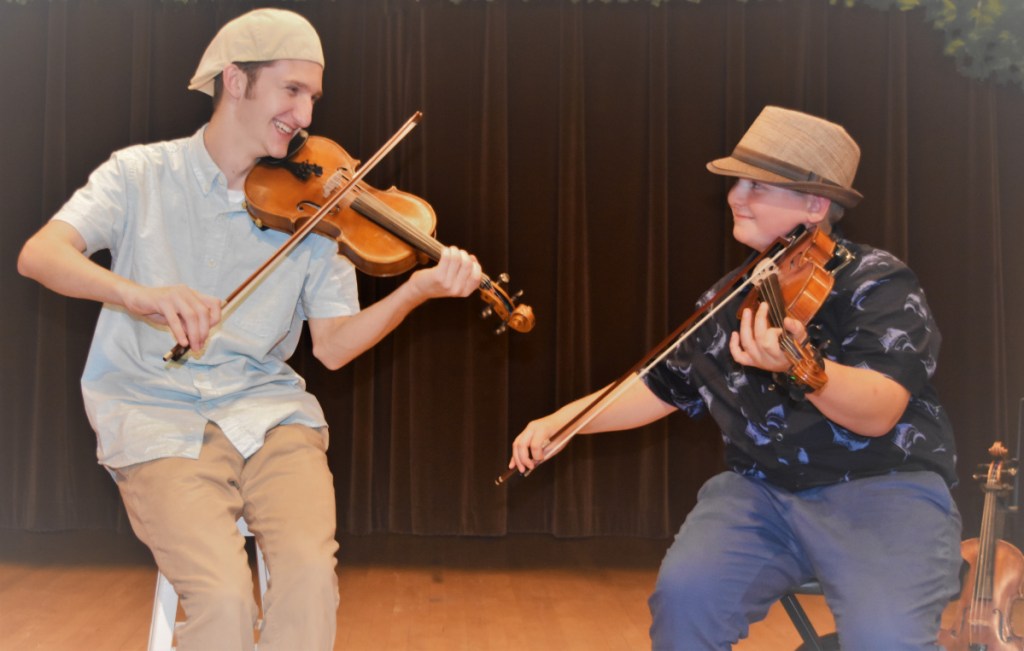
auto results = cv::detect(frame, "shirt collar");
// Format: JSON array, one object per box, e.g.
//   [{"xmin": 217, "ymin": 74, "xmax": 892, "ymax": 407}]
[{"xmin": 188, "ymin": 124, "xmax": 227, "ymax": 196}]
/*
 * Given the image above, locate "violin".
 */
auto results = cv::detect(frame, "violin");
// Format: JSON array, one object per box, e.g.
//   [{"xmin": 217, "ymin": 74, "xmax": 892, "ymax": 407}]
[
  {"xmin": 939, "ymin": 441, "xmax": 1024, "ymax": 651},
  {"xmin": 164, "ymin": 112, "xmax": 533, "ymax": 362},
  {"xmin": 739, "ymin": 228, "xmax": 852, "ymax": 392},
  {"xmin": 244, "ymin": 133, "xmax": 534, "ymax": 336},
  {"xmin": 496, "ymin": 225, "xmax": 852, "ymax": 485}
]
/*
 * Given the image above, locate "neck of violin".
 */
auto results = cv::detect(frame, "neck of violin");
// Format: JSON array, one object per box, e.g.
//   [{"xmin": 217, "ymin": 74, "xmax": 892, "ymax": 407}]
[
  {"xmin": 974, "ymin": 487, "xmax": 999, "ymax": 601},
  {"xmin": 759, "ymin": 273, "xmax": 802, "ymax": 359},
  {"xmin": 350, "ymin": 191, "xmax": 445, "ymax": 261}
]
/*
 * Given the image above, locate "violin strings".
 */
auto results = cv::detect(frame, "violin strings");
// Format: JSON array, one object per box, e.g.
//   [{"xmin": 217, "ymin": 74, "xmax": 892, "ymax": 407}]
[
  {"xmin": 760, "ymin": 273, "xmax": 802, "ymax": 361},
  {"xmin": 967, "ymin": 469, "xmax": 999, "ymax": 637},
  {"xmin": 355, "ymin": 189, "xmax": 443, "ymax": 257},
  {"xmin": 323, "ymin": 169, "xmax": 441, "ymax": 258},
  {"xmin": 332, "ymin": 173, "xmax": 499, "ymax": 292}
]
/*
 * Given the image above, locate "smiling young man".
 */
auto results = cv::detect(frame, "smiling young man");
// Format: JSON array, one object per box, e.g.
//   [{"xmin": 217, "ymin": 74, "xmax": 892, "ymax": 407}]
[
  {"xmin": 18, "ymin": 9, "xmax": 480, "ymax": 650},
  {"xmin": 508, "ymin": 106, "xmax": 962, "ymax": 649}
]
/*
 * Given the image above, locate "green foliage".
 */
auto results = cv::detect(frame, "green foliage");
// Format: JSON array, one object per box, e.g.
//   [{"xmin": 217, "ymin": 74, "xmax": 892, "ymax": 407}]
[
  {"xmin": 4, "ymin": 0, "xmax": 1021, "ymax": 87},
  {"xmin": 842, "ymin": 0, "xmax": 1024, "ymax": 87}
]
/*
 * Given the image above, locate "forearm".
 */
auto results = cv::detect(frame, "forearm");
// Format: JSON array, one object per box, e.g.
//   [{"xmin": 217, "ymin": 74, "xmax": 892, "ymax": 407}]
[
  {"xmin": 311, "ymin": 279, "xmax": 430, "ymax": 370},
  {"xmin": 544, "ymin": 375, "xmax": 677, "ymax": 436},
  {"xmin": 807, "ymin": 360, "xmax": 910, "ymax": 437},
  {"xmin": 311, "ymin": 246, "xmax": 483, "ymax": 370},
  {"xmin": 508, "ymin": 375, "xmax": 675, "ymax": 473},
  {"xmin": 18, "ymin": 222, "xmax": 135, "ymax": 307}
]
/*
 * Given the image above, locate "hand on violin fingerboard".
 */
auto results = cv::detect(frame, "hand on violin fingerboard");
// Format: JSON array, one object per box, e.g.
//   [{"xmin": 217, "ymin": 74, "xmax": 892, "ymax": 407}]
[
  {"xmin": 729, "ymin": 302, "xmax": 806, "ymax": 374},
  {"xmin": 410, "ymin": 246, "xmax": 482, "ymax": 300}
]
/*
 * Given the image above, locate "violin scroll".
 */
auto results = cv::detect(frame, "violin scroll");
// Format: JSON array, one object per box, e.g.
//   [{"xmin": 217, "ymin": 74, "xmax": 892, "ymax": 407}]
[
  {"xmin": 479, "ymin": 272, "xmax": 534, "ymax": 334},
  {"xmin": 973, "ymin": 441, "xmax": 1017, "ymax": 490}
]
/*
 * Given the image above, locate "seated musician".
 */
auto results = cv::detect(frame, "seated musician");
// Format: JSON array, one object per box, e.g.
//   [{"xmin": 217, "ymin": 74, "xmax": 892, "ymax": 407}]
[
  {"xmin": 17, "ymin": 8, "xmax": 481, "ymax": 650},
  {"xmin": 508, "ymin": 106, "xmax": 962, "ymax": 650}
]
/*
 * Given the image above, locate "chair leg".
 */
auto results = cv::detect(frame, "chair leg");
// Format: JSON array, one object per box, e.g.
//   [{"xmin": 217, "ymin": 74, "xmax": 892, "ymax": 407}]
[
  {"xmin": 781, "ymin": 592, "xmax": 828, "ymax": 651},
  {"xmin": 147, "ymin": 570, "xmax": 178, "ymax": 651}
]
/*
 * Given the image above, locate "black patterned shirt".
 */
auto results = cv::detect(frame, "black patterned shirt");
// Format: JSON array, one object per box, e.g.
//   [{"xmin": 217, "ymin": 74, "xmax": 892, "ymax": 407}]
[{"xmin": 643, "ymin": 236, "xmax": 957, "ymax": 491}]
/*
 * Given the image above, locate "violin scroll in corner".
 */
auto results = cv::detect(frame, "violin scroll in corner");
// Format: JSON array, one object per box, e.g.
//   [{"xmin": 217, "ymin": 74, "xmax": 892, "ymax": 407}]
[{"xmin": 479, "ymin": 272, "xmax": 535, "ymax": 334}]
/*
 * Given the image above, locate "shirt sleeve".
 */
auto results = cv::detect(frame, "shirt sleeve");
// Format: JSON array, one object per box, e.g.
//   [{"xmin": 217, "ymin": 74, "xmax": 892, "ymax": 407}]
[
  {"xmin": 298, "ymin": 235, "xmax": 361, "ymax": 320},
  {"xmin": 829, "ymin": 250, "xmax": 941, "ymax": 396},
  {"xmin": 642, "ymin": 344, "xmax": 708, "ymax": 418},
  {"xmin": 51, "ymin": 151, "xmax": 131, "ymax": 257}
]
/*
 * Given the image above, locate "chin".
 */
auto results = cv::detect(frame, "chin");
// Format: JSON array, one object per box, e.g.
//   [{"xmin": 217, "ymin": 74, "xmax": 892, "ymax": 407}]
[
  {"xmin": 265, "ymin": 141, "xmax": 290, "ymax": 160},
  {"xmin": 732, "ymin": 223, "xmax": 757, "ymax": 249}
]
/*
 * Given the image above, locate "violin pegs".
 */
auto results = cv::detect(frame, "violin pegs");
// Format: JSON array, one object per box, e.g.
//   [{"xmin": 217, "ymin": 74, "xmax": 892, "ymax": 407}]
[
  {"xmin": 481, "ymin": 306, "xmax": 494, "ymax": 319},
  {"xmin": 494, "ymin": 323, "xmax": 508, "ymax": 335},
  {"xmin": 512, "ymin": 289, "xmax": 524, "ymax": 301},
  {"xmin": 498, "ymin": 272, "xmax": 510, "ymax": 284}
]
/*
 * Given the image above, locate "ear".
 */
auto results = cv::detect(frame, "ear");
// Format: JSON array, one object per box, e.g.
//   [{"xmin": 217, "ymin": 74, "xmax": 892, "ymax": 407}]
[
  {"xmin": 804, "ymin": 194, "xmax": 832, "ymax": 225},
  {"xmin": 220, "ymin": 64, "xmax": 248, "ymax": 102}
]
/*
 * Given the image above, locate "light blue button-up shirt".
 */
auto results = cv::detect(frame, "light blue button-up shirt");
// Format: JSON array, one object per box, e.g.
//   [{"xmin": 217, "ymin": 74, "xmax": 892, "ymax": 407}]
[{"xmin": 53, "ymin": 126, "xmax": 360, "ymax": 468}]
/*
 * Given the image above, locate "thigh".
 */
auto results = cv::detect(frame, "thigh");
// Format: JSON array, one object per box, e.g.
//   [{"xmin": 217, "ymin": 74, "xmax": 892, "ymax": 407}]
[
  {"xmin": 238, "ymin": 424, "xmax": 339, "ymax": 650},
  {"xmin": 662, "ymin": 472, "xmax": 811, "ymax": 594},
  {"xmin": 113, "ymin": 422, "xmax": 251, "ymax": 592},
  {"xmin": 650, "ymin": 472, "xmax": 812, "ymax": 649},
  {"xmin": 798, "ymin": 472, "xmax": 963, "ymax": 650},
  {"xmin": 238, "ymin": 423, "xmax": 338, "ymax": 575}
]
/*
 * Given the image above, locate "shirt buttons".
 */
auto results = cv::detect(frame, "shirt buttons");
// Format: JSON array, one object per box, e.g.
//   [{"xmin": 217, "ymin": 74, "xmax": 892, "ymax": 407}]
[
  {"xmin": 774, "ymin": 432, "xmax": 784, "ymax": 442},
  {"xmin": 206, "ymin": 258, "xmax": 217, "ymax": 268}
]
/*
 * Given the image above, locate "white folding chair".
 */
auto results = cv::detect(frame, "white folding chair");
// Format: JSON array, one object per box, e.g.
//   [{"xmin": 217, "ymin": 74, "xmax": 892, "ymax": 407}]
[{"xmin": 147, "ymin": 517, "xmax": 268, "ymax": 651}]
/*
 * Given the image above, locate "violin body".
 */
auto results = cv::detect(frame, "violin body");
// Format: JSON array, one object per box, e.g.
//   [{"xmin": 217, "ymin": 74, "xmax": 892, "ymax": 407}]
[
  {"xmin": 737, "ymin": 227, "xmax": 852, "ymax": 392},
  {"xmin": 940, "ymin": 538, "xmax": 1024, "ymax": 651},
  {"xmin": 244, "ymin": 132, "xmax": 534, "ymax": 334},
  {"xmin": 738, "ymin": 227, "xmax": 839, "ymax": 324},
  {"xmin": 939, "ymin": 442, "xmax": 1024, "ymax": 651},
  {"xmin": 245, "ymin": 136, "xmax": 435, "ymax": 277}
]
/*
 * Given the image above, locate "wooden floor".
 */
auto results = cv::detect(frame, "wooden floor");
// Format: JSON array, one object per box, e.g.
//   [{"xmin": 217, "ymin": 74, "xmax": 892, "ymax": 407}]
[{"xmin": 0, "ymin": 529, "xmax": 834, "ymax": 650}]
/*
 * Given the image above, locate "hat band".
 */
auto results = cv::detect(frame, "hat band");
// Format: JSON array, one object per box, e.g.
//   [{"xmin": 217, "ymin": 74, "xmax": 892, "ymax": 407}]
[{"xmin": 731, "ymin": 145, "xmax": 843, "ymax": 189}]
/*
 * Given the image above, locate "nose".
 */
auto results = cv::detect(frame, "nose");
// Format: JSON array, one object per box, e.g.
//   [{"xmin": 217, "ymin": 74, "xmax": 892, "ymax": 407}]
[
  {"xmin": 728, "ymin": 180, "xmax": 748, "ymax": 207},
  {"xmin": 295, "ymin": 96, "xmax": 314, "ymax": 128}
]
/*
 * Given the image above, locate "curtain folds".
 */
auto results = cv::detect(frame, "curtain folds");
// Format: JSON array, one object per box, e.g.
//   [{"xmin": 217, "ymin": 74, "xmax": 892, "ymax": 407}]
[{"xmin": 2, "ymin": 0, "xmax": 1022, "ymax": 540}]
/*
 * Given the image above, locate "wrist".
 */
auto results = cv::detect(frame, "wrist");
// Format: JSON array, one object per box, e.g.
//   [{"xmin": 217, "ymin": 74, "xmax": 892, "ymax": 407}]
[{"xmin": 774, "ymin": 349, "xmax": 828, "ymax": 401}]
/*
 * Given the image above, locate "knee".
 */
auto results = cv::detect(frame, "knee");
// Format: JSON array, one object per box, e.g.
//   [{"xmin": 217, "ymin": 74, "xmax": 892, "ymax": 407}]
[
  {"xmin": 650, "ymin": 564, "xmax": 716, "ymax": 615},
  {"xmin": 178, "ymin": 573, "xmax": 259, "ymax": 634},
  {"xmin": 649, "ymin": 562, "xmax": 748, "ymax": 650},
  {"xmin": 267, "ymin": 538, "xmax": 338, "ymax": 602}
]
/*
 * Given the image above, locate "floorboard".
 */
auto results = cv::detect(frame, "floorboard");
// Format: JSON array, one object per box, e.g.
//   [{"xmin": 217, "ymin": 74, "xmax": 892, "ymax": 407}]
[{"xmin": 0, "ymin": 529, "xmax": 834, "ymax": 650}]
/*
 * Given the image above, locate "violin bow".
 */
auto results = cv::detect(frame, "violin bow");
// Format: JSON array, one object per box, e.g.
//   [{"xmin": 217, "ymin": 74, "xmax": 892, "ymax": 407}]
[{"xmin": 496, "ymin": 226, "xmax": 811, "ymax": 486}]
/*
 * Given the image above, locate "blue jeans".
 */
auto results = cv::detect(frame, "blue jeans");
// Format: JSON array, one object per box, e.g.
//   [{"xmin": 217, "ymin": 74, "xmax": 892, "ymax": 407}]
[{"xmin": 648, "ymin": 471, "xmax": 962, "ymax": 650}]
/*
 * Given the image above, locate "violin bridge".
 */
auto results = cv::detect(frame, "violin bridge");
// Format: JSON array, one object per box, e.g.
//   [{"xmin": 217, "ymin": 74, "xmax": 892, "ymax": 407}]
[
  {"xmin": 750, "ymin": 258, "xmax": 779, "ymax": 286},
  {"xmin": 322, "ymin": 170, "xmax": 345, "ymax": 198}
]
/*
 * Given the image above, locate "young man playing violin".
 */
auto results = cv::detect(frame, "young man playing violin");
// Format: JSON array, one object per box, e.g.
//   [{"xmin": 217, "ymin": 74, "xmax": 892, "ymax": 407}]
[
  {"xmin": 508, "ymin": 106, "xmax": 962, "ymax": 650},
  {"xmin": 17, "ymin": 8, "xmax": 480, "ymax": 650}
]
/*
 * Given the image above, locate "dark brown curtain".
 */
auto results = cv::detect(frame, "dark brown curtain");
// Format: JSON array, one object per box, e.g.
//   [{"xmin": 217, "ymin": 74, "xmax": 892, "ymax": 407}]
[{"xmin": 2, "ymin": 0, "xmax": 1022, "ymax": 541}]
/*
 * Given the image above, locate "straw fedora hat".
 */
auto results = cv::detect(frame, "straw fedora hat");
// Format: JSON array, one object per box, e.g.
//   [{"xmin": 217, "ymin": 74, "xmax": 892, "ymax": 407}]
[{"xmin": 707, "ymin": 106, "xmax": 863, "ymax": 208}]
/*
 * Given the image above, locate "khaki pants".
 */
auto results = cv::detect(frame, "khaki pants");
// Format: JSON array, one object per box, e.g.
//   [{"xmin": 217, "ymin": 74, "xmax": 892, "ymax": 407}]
[{"xmin": 113, "ymin": 422, "xmax": 339, "ymax": 651}]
